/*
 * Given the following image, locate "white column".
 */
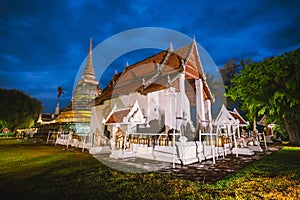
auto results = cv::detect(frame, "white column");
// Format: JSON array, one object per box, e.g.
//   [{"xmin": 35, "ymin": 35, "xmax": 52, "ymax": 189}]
[
  {"xmin": 207, "ymin": 100, "xmax": 212, "ymax": 122},
  {"xmin": 164, "ymin": 88, "xmax": 176, "ymax": 129},
  {"xmin": 179, "ymin": 73, "xmax": 191, "ymax": 122},
  {"xmin": 196, "ymin": 79, "xmax": 205, "ymax": 124}
]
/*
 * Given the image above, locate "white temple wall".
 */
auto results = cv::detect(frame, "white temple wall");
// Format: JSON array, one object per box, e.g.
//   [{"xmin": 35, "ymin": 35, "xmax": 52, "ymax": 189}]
[
  {"xmin": 90, "ymin": 99, "xmax": 112, "ymax": 135},
  {"xmin": 132, "ymin": 93, "xmax": 148, "ymax": 116},
  {"xmin": 91, "ymin": 75, "xmax": 210, "ymax": 136},
  {"xmin": 90, "ymin": 105, "xmax": 104, "ymax": 134},
  {"xmin": 119, "ymin": 95, "xmax": 130, "ymax": 108},
  {"xmin": 147, "ymin": 91, "xmax": 163, "ymax": 122}
]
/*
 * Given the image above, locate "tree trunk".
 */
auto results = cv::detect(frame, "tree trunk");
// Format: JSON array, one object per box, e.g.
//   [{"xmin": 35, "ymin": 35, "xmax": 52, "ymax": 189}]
[{"xmin": 283, "ymin": 117, "xmax": 300, "ymax": 145}]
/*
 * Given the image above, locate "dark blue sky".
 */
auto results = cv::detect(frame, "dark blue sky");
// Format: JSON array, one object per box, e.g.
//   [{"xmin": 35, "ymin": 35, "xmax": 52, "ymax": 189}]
[{"xmin": 1, "ymin": 0, "xmax": 299, "ymax": 113}]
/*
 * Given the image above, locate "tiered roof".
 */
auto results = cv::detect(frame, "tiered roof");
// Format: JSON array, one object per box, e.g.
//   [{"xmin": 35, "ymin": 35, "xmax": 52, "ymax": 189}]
[{"xmin": 93, "ymin": 40, "xmax": 214, "ymax": 106}]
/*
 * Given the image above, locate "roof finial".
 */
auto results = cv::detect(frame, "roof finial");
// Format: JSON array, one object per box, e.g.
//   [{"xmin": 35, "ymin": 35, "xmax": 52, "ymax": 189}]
[
  {"xmin": 142, "ymin": 78, "xmax": 145, "ymax": 86},
  {"xmin": 87, "ymin": 37, "xmax": 93, "ymax": 66},
  {"xmin": 89, "ymin": 37, "xmax": 92, "ymax": 53},
  {"xmin": 168, "ymin": 42, "xmax": 173, "ymax": 51},
  {"xmin": 126, "ymin": 61, "xmax": 129, "ymax": 67},
  {"xmin": 115, "ymin": 69, "xmax": 118, "ymax": 74}
]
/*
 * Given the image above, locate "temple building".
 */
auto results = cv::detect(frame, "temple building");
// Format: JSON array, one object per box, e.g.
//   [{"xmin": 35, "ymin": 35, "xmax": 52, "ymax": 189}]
[
  {"xmin": 89, "ymin": 40, "xmax": 219, "ymax": 164},
  {"xmin": 55, "ymin": 38, "xmax": 100, "ymax": 133}
]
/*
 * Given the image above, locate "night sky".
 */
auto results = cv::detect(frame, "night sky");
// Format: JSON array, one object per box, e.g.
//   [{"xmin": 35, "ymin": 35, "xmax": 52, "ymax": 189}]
[{"xmin": 1, "ymin": 0, "xmax": 299, "ymax": 113}]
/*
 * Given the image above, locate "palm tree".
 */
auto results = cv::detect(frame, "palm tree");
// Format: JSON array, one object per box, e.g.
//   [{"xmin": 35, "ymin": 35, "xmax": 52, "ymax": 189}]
[
  {"xmin": 57, "ymin": 87, "xmax": 64, "ymax": 104},
  {"xmin": 55, "ymin": 87, "xmax": 64, "ymax": 115}
]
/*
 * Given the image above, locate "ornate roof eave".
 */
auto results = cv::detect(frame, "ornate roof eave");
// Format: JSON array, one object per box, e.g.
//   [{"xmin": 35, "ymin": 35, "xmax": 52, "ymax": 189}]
[
  {"xmin": 143, "ymin": 46, "xmax": 173, "ymax": 88},
  {"xmin": 192, "ymin": 39, "xmax": 206, "ymax": 81},
  {"xmin": 203, "ymin": 80, "xmax": 215, "ymax": 103}
]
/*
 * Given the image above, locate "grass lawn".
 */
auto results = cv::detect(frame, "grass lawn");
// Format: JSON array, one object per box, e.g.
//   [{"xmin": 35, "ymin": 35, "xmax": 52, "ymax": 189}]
[{"xmin": 0, "ymin": 139, "xmax": 299, "ymax": 199}]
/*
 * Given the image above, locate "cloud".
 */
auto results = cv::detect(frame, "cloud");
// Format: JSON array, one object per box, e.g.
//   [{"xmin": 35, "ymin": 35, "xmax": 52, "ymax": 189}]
[{"xmin": 0, "ymin": 0, "xmax": 299, "ymax": 112}]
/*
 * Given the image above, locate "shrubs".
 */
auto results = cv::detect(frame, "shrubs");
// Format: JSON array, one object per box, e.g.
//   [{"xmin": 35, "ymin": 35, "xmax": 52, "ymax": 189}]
[{"xmin": 0, "ymin": 132, "xmax": 21, "ymax": 138}]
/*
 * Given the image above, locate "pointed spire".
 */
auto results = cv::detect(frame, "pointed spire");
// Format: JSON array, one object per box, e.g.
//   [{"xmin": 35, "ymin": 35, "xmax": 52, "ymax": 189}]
[
  {"xmin": 82, "ymin": 37, "xmax": 95, "ymax": 79},
  {"xmin": 126, "ymin": 61, "xmax": 129, "ymax": 67},
  {"xmin": 168, "ymin": 42, "xmax": 173, "ymax": 51},
  {"xmin": 87, "ymin": 37, "xmax": 93, "ymax": 69}
]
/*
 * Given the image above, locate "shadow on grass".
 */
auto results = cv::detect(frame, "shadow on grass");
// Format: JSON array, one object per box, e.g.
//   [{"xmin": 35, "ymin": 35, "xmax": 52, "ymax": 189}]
[{"xmin": 0, "ymin": 139, "xmax": 299, "ymax": 199}]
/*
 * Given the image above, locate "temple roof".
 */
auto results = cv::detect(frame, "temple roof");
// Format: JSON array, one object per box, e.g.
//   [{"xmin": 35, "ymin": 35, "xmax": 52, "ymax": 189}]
[
  {"xmin": 104, "ymin": 101, "xmax": 145, "ymax": 124},
  {"xmin": 106, "ymin": 109, "xmax": 131, "ymax": 124},
  {"xmin": 214, "ymin": 105, "xmax": 249, "ymax": 127},
  {"xmin": 93, "ymin": 40, "xmax": 214, "ymax": 106},
  {"xmin": 229, "ymin": 109, "xmax": 249, "ymax": 126}
]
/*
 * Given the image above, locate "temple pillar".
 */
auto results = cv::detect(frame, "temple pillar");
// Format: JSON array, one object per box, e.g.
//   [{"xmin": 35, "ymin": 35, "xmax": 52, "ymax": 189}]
[
  {"xmin": 164, "ymin": 87, "xmax": 176, "ymax": 130},
  {"xmin": 196, "ymin": 79, "xmax": 205, "ymax": 127},
  {"xmin": 179, "ymin": 73, "xmax": 191, "ymax": 123}
]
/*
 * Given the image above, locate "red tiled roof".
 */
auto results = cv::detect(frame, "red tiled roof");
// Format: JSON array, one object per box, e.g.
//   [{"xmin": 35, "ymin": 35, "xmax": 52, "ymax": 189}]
[
  {"xmin": 106, "ymin": 109, "xmax": 130, "ymax": 124},
  {"xmin": 229, "ymin": 111, "xmax": 248, "ymax": 125},
  {"xmin": 94, "ymin": 41, "xmax": 214, "ymax": 105}
]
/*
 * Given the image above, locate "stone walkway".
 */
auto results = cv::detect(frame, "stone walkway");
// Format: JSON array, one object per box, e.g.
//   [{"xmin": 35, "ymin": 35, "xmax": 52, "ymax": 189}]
[
  {"xmin": 159, "ymin": 148, "xmax": 279, "ymax": 183},
  {"xmin": 92, "ymin": 146, "xmax": 280, "ymax": 183},
  {"xmin": 43, "ymin": 137, "xmax": 280, "ymax": 184}
]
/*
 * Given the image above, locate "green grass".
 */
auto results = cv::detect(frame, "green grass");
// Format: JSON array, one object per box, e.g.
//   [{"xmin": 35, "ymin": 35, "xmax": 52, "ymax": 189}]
[{"xmin": 0, "ymin": 139, "xmax": 299, "ymax": 199}]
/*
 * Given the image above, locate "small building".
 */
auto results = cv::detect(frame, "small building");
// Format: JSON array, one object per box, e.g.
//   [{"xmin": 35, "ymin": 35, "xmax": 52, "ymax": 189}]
[
  {"xmin": 37, "ymin": 113, "xmax": 56, "ymax": 125},
  {"xmin": 214, "ymin": 105, "xmax": 249, "ymax": 138},
  {"xmin": 213, "ymin": 104, "xmax": 264, "ymax": 155}
]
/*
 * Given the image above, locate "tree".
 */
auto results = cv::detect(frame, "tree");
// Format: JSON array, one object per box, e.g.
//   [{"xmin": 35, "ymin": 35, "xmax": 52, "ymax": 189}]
[
  {"xmin": 0, "ymin": 89, "xmax": 43, "ymax": 131},
  {"xmin": 226, "ymin": 48, "xmax": 300, "ymax": 145},
  {"xmin": 205, "ymin": 73, "xmax": 227, "ymax": 118},
  {"xmin": 220, "ymin": 58, "xmax": 253, "ymax": 111}
]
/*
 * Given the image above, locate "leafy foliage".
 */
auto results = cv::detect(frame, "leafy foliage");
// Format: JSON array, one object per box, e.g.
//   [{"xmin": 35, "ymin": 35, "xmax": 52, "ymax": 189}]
[
  {"xmin": 220, "ymin": 58, "xmax": 253, "ymax": 111},
  {"xmin": 57, "ymin": 86, "xmax": 64, "ymax": 98},
  {"xmin": 0, "ymin": 89, "xmax": 43, "ymax": 130},
  {"xmin": 226, "ymin": 48, "xmax": 300, "ymax": 144},
  {"xmin": 0, "ymin": 120, "xmax": 8, "ymax": 131}
]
